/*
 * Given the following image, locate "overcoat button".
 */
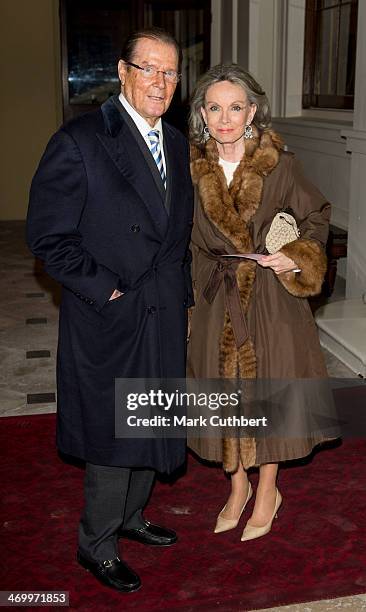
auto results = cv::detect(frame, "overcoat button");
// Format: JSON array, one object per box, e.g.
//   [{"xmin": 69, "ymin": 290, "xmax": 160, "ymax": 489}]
[
  {"xmin": 147, "ymin": 306, "xmax": 156, "ymax": 314},
  {"xmin": 131, "ymin": 224, "xmax": 140, "ymax": 233}
]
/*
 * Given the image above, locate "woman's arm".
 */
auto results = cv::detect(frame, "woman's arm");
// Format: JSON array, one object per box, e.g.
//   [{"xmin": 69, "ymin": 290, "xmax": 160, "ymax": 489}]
[{"xmin": 260, "ymin": 155, "xmax": 330, "ymax": 298}]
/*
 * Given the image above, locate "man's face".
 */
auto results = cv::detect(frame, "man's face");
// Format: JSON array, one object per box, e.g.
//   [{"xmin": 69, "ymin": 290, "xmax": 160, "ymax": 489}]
[{"xmin": 118, "ymin": 38, "xmax": 178, "ymax": 126}]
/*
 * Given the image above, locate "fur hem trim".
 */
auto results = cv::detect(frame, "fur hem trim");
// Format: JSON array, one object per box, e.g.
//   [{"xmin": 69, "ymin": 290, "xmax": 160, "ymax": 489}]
[
  {"xmin": 222, "ymin": 438, "xmax": 239, "ymax": 473},
  {"xmin": 222, "ymin": 437, "xmax": 257, "ymax": 472},
  {"xmin": 278, "ymin": 239, "xmax": 327, "ymax": 297}
]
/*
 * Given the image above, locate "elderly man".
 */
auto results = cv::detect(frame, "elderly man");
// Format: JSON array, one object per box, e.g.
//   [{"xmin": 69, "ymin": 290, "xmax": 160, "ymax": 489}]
[{"xmin": 27, "ymin": 27, "xmax": 193, "ymax": 593}]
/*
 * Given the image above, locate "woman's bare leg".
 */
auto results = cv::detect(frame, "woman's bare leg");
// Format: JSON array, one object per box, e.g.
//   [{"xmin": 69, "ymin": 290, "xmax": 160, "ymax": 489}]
[
  {"xmin": 247, "ymin": 463, "xmax": 278, "ymax": 526},
  {"xmin": 221, "ymin": 463, "xmax": 250, "ymax": 519}
]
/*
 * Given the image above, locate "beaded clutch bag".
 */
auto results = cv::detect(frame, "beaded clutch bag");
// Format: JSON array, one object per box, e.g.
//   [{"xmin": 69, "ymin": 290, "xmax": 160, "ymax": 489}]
[{"xmin": 265, "ymin": 211, "xmax": 300, "ymax": 254}]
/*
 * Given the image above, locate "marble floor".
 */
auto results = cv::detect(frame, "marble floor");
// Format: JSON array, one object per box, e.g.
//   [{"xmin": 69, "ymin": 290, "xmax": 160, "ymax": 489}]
[
  {"xmin": 0, "ymin": 221, "xmax": 362, "ymax": 611},
  {"xmin": 0, "ymin": 221, "xmax": 59, "ymax": 416}
]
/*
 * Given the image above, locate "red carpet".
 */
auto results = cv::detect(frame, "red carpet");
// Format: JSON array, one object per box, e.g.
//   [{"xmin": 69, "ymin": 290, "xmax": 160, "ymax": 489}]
[{"xmin": 1, "ymin": 413, "xmax": 366, "ymax": 611}]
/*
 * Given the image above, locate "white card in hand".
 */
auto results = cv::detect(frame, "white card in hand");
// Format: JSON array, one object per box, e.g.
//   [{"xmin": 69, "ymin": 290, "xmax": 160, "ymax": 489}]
[
  {"xmin": 221, "ymin": 253, "xmax": 264, "ymax": 261},
  {"xmin": 221, "ymin": 254, "xmax": 301, "ymax": 272}
]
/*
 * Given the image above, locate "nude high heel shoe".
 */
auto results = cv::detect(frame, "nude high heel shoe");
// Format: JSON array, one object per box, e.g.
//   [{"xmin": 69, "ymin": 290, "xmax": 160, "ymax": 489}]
[
  {"xmin": 240, "ymin": 488, "xmax": 282, "ymax": 541},
  {"xmin": 214, "ymin": 482, "xmax": 253, "ymax": 534}
]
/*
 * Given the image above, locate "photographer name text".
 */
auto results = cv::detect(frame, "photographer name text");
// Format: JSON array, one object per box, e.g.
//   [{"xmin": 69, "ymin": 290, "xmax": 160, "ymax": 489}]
[{"xmin": 126, "ymin": 415, "xmax": 268, "ymax": 428}]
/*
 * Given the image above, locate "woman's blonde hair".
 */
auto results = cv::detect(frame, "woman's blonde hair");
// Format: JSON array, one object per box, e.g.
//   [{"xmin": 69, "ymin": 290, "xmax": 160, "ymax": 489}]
[{"xmin": 189, "ymin": 64, "xmax": 271, "ymax": 146}]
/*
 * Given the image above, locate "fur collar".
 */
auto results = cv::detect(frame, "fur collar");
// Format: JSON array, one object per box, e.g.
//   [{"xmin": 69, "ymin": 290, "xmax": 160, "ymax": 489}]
[{"xmin": 190, "ymin": 128, "xmax": 283, "ymax": 253}]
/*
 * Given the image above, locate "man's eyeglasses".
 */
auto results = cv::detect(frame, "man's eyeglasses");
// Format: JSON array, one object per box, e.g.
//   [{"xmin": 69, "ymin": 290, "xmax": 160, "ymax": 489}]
[{"xmin": 123, "ymin": 61, "xmax": 181, "ymax": 83}]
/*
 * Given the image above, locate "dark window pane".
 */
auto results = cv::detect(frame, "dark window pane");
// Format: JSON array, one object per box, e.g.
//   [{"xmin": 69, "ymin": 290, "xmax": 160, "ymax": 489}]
[
  {"xmin": 337, "ymin": 3, "xmax": 351, "ymax": 94},
  {"xmin": 141, "ymin": 1, "xmax": 210, "ymax": 131},
  {"xmin": 143, "ymin": 3, "xmax": 206, "ymax": 105},
  {"xmin": 61, "ymin": 0, "xmax": 210, "ymax": 125},
  {"xmin": 341, "ymin": 2, "xmax": 357, "ymax": 96},
  {"xmin": 319, "ymin": 0, "xmax": 340, "ymax": 8},
  {"xmin": 303, "ymin": 0, "xmax": 357, "ymax": 109},
  {"xmin": 66, "ymin": 1, "xmax": 132, "ymax": 105}
]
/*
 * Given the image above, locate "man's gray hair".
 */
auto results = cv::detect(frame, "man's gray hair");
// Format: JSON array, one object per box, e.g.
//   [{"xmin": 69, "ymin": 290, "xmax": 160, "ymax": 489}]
[{"xmin": 189, "ymin": 64, "xmax": 271, "ymax": 146}]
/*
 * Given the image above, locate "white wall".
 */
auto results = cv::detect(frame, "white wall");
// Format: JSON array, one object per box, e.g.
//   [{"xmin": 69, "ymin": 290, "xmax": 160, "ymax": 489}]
[
  {"xmin": 272, "ymin": 118, "xmax": 351, "ymax": 231},
  {"xmin": 249, "ymin": 0, "xmax": 277, "ymax": 108},
  {"xmin": 221, "ymin": 0, "xmax": 366, "ymax": 300}
]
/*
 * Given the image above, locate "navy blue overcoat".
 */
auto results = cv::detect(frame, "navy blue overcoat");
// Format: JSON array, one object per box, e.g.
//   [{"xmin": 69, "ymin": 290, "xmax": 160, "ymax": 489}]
[{"xmin": 27, "ymin": 96, "xmax": 194, "ymax": 473}]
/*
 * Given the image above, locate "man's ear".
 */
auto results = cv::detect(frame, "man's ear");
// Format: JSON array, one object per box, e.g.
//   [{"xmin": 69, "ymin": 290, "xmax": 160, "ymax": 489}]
[{"xmin": 118, "ymin": 60, "xmax": 126, "ymax": 86}]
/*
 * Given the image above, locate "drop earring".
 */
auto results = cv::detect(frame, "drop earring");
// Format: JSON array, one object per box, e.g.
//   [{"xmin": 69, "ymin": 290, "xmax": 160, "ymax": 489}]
[
  {"xmin": 203, "ymin": 125, "xmax": 210, "ymax": 142},
  {"xmin": 244, "ymin": 124, "xmax": 253, "ymax": 139}
]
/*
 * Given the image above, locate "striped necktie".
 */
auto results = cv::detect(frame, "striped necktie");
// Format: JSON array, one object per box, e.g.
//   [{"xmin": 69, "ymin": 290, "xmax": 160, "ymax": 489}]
[{"xmin": 148, "ymin": 130, "xmax": 166, "ymax": 188}]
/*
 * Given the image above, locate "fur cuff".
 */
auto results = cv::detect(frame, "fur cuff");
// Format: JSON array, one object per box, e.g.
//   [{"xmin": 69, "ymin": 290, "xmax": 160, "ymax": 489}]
[{"xmin": 278, "ymin": 239, "xmax": 327, "ymax": 297}]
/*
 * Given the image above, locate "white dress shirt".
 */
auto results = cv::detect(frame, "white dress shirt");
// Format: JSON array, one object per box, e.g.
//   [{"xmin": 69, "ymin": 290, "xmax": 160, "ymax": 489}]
[{"xmin": 119, "ymin": 92, "xmax": 167, "ymax": 177}]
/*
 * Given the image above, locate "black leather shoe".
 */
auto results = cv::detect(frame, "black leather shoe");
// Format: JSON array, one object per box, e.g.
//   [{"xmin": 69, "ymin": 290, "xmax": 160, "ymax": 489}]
[
  {"xmin": 118, "ymin": 520, "xmax": 177, "ymax": 546},
  {"xmin": 77, "ymin": 551, "xmax": 141, "ymax": 592}
]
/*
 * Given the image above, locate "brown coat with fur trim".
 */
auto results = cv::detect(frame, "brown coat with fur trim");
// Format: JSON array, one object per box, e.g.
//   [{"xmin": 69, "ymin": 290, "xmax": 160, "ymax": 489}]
[{"xmin": 187, "ymin": 131, "xmax": 332, "ymax": 471}]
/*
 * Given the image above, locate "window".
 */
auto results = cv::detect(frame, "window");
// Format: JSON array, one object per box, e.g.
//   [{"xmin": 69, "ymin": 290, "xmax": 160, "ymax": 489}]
[
  {"xmin": 143, "ymin": 1, "xmax": 211, "ymax": 129},
  {"xmin": 302, "ymin": 0, "xmax": 358, "ymax": 109},
  {"xmin": 60, "ymin": 0, "xmax": 211, "ymax": 131},
  {"xmin": 61, "ymin": 0, "xmax": 134, "ymax": 116}
]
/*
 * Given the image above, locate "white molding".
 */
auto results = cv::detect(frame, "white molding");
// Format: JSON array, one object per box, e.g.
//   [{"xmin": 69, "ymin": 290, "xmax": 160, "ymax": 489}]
[
  {"xmin": 273, "ymin": 118, "xmax": 351, "ymax": 150},
  {"xmin": 302, "ymin": 109, "xmax": 354, "ymax": 123},
  {"xmin": 341, "ymin": 130, "xmax": 366, "ymax": 155},
  {"xmin": 316, "ymin": 300, "xmax": 366, "ymax": 377},
  {"xmin": 279, "ymin": 139, "xmax": 347, "ymax": 159}
]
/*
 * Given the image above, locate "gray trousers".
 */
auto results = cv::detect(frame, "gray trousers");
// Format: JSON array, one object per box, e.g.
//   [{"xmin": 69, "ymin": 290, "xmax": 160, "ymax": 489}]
[{"xmin": 79, "ymin": 463, "xmax": 155, "ymax": 561}]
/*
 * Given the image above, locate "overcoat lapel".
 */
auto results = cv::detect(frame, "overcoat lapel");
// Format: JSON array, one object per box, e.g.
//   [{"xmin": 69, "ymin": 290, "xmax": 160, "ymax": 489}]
[
  {"xmin": 98, "ymin": 96, "xmax": 168, "ymax": 236},
  {"xmin": 112, "ymin": 98, "xmax": 167, "ymax": 205}
]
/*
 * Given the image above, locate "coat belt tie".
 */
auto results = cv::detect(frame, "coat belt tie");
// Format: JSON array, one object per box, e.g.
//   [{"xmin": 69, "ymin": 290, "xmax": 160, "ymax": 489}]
[{"xmin": 202, "ymin": 257, "xmax": 249, "ymax": 349}]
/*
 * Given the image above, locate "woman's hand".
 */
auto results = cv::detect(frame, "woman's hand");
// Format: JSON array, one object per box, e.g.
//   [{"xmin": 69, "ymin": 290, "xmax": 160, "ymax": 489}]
[{"xmin": 258, "ymin": 252, "xmax": 299, "ymax": 275}]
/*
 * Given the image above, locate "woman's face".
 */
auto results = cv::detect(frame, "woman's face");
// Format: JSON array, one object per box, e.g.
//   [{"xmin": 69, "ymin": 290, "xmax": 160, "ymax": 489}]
[{"xmin": 201, "ymin": 81, "xmax": 256, "ymax": 144}]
